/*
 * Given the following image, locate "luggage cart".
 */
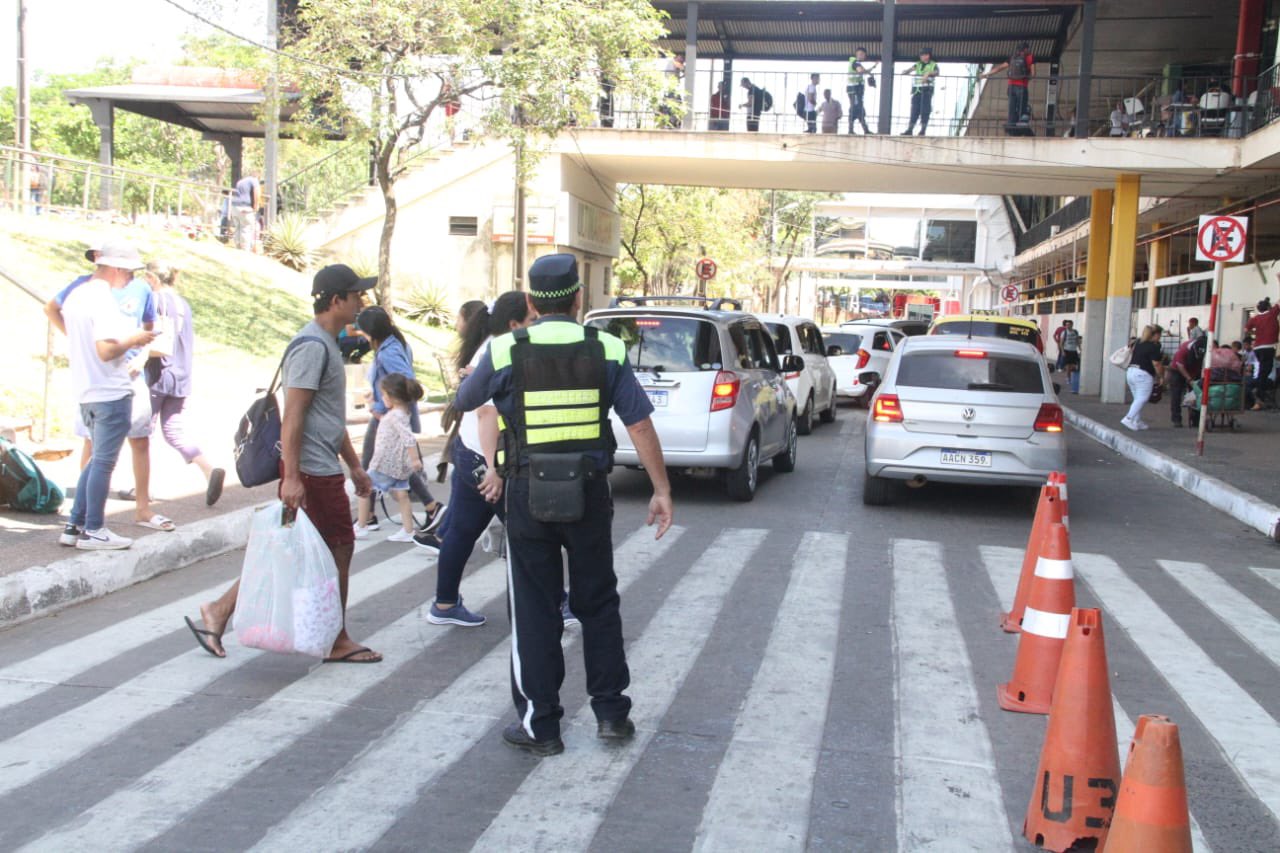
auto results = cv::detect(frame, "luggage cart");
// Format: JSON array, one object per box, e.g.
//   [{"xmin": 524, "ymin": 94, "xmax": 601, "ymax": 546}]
[{"xmin": 1187, "ymin": 376, "xmax": 1246, "ymax": 431}]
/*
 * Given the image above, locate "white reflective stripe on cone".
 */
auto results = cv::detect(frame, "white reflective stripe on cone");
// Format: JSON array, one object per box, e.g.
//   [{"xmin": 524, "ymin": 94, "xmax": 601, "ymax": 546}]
[
  {"xmin": 1034, "ymin": 557, "xmax": 1074, "ymax": 580},
  {"xmin": 1021, "ymin": 605, "xmax": 1070, "ymax": 639}
]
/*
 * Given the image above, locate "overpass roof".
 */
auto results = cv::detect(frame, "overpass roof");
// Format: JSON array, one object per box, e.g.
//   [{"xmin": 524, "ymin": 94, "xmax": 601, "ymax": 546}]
[{"xmin": 652, "ymin": 0, "xmax": 1081, "ymax": 63}]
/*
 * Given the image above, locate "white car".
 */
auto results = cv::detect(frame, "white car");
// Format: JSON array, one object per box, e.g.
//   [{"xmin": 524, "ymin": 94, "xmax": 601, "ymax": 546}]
[
  {"xmin": 759, "ymin": 314, "xmax": 839, "ymax": 434},
  {"xmin": 822, "ymin": 322, "xmax": 907, "ymax": 405}
]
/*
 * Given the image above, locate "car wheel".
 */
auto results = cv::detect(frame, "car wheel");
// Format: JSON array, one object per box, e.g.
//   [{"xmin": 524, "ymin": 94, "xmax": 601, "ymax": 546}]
[
  {"xmin": 726, "ymin": 433, "xmax": 760, "ymax": 501},
  {"xmin": 797, "ymin": 393, "xmax": 815, "ymax": 435},
  {"xmin": 820, "ymin": 384, "xmax": 838, "ymax": 423},
  {"xmin": 773, "ymin": 417, "xmax": 798, "ymax": 472},
  {"xmin": 862, "ymin": 472, "xmax": 895, "ymax": 506}
]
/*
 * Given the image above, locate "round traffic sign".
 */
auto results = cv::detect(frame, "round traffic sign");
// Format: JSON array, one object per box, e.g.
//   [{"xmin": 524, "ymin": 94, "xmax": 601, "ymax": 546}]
[
  {"xmin": 1001, "ymin": 284, "xmax": 1020, "ymax": 303},
  {"xmin": 696, "ymin": 257, "xmax": 718, "ymax": 281},
  {"xmin": 1196, "ymin": 216, "xmax": 1247, "ymax": 263}
]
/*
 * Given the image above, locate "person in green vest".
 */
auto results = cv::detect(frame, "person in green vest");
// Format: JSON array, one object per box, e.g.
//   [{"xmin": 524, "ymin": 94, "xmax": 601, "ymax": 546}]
[
  {"xmin": 845, "ymin": 47, "xmax": 876, "ymax": 134},
  {"xmin": 901, "ymin": 47, "xmax": 939, "ymax": 135}
]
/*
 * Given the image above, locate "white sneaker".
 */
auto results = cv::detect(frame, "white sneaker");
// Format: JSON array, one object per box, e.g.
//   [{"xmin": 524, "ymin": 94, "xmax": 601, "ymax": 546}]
[
  {"xmin": 387, "ymin": 529, "xmax": 415, "ymax": 543},
  {"xmin": 1135, "ymin": 420, "xmax": 1150, "ymax": 430},
  {"xmin": 76, "ymin": 527, "xmax": 133, "ymax": 550},
  {"xmin": 352, "ymin": 523, "xmax": 373, "ymax": 540},
  {"xmin": 1120, "ymin": 416, "xmax": 1139, "ymax": 431}
]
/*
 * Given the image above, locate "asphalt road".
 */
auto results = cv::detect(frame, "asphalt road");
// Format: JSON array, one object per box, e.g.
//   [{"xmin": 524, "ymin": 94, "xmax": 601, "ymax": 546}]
[{"xmin": 0, "ymin": 403, "xmax": 1277, "ymax": 852}]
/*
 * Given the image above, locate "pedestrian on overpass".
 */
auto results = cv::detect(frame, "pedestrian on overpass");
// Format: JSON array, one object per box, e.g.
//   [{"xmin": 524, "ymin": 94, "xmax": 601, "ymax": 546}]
[
  {"xmin": 902, "ymin": 48, "xmax": 938, "ymax": 136},
  {"xmin": 819, "ymin": 89, "xmax": 843, "ymax": 134},
  {"xmin": 740, "ymin": 77, "xmax": 767, "ymax": 132},
  {"xmin": 845, "ymin": 47, "xmax": 875, "ymax": 134},
  {"xmin": 454, "ymin": 253, "xmax": 674, "ymax": 756},
  {"xmin": 804, "ymin": 73, "xmax": 820, "ymax": 133},
  {"xmin": 980, "ymin": 42, "xmax": 1035, "ymax": 135}
]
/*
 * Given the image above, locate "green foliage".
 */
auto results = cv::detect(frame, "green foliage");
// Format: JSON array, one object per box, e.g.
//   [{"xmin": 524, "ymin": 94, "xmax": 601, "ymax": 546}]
[
  {"xmin": 263, "ymin": 212, "xmax": 317, "ymax": 271},
  {"xmin": 400, "ymin": 279, "xmax": 453, "ymax": 328}
]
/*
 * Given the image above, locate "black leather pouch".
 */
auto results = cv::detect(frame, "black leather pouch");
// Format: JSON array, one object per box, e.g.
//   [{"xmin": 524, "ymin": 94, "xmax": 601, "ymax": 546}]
[{"xmin": 528, "ymin": 453, "xmax": 588, "ymax": 522}]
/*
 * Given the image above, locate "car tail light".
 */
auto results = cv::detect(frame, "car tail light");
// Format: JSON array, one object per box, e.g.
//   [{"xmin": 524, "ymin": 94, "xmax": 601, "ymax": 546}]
[
  {"xmin": 872, "ymin": 394, "xmax": 903, "ymax": 423},
  {"xmin": 855, "ymin": 349, "xmax": 871, "ymax": 369},
  {"xmin": 955, "ymin": 349, "xmax": 987, "ymax": 359},
  {"xmin": 710, "ymin": 370, "xmax": 740, "ymax": 412},
  {"xmin": 1034, "ymin": 403, "xmax": 1064, "ymax": 432}
]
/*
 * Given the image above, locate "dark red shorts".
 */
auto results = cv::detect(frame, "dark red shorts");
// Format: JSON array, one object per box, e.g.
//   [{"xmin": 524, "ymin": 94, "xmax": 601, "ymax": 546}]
[{"xmin": 279, "ymin": 471, "xmax": 354, "ymax": 550}]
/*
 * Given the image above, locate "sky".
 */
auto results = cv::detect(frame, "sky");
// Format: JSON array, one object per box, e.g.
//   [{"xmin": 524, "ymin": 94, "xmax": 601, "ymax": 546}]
[{"xmin": 2, "ymin": 0, "xmax": 264, "ymax": 88}]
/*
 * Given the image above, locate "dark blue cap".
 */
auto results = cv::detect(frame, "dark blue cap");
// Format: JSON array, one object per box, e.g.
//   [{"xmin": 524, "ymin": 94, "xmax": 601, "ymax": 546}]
[{"xmin": 528, "ymin": 253, "xmax": 581, "ymax": 298}]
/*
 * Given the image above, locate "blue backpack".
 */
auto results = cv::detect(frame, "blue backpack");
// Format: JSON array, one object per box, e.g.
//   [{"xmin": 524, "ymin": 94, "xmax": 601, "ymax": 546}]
[{"xmin": 0, "ymin": 436, "xmax": 64, "ymax": 513}]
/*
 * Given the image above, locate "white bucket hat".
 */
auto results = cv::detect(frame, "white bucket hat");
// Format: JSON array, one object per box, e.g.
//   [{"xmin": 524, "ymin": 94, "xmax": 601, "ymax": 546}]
[{"xmin": 95, "ymin": 240, "xmax": 143, "ymax": 270}]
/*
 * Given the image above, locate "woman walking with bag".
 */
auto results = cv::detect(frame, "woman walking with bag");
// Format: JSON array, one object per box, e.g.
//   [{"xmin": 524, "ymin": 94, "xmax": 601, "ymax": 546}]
[
  {"xmin": 1122, "ymin": 324, "xmax": 1166, "ymax": 431},
  {"xmin": 353, "ymin": 307, "xmax": 445, "ymax": 537}
]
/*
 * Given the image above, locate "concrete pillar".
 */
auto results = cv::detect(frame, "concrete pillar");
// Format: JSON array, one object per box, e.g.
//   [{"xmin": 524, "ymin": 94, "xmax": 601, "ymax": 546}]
[
  {"xmin": 1075, "ymin": 0, "xmax": 1097, "ymax": 140},
  {"xmin": 1100, "ymin": 175, "xmax": 1140, "ymax": 403},
  {"xmin": 84, "ymin": 99, "xmax": 114, "ymax": 210},
  {"xmin": 682, "ymin": 1, "xmax": 699, "ymax": 130},
  {"xmin": 203, "ymin": 133, "xmax": 244, "ymax": 183},
  {"xmin": 878, "ymin": 0, "xmax": 896, "ymax": 134},
  {"xmin": 1146, "ymin": 222, "xmax": 1169, "ymax": 327},
  {"xmin": 1079, "ymin": 188, "xmax": 1112, "ymax": 396}
]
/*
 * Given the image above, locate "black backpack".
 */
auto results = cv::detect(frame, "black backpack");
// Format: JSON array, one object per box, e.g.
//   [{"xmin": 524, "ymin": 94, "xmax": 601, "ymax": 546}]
[
  {"xmin": 234, "ymin": 336, "xmax": 329, "ymax": 488},
  {"xmin": 1009, "ymin": 51, "xmax": 1030, "ymax": 80},
  {"xmin": 794, "ymin": 92, "xmax": 806, "ymax": 118},
  {"xmin": 0, "ymin": 436, "xmax": 63, "ymax": 513},
  {"xmin": 761, "ymin": 88, "xmax": 773, "ymax": 112}
]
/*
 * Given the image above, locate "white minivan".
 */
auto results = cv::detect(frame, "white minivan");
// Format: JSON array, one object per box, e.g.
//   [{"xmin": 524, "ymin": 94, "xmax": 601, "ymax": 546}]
[{"xmin": 758, "ymin": 314, "xmax": 839, "ymax": 434}]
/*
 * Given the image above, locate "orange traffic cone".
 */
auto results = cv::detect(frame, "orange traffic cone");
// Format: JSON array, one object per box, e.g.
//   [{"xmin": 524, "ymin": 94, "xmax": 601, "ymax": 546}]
[
  {"xmin": 1002, "ymin": 485, "xmax": 1064, "ymax": 633},
  {"xmin": 1103, "ymin": 715, "xmax": 1193, "ymax": 852},
  {"xmin": 1023, "ymin": 608, "xmax": 1122, "ymax": 851},
  {"xmin": 998, "ymin": 522, "xmax": 1075, "ymax": 714},
  {"xmin": 1048, "ymin": 471, "xmax": 1070, "ymax": 530}
]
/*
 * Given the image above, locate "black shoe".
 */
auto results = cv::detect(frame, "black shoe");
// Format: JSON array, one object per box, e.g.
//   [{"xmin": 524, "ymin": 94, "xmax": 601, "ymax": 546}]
[
  {"xmin": 900, "ymin": 129, "xmax": 913, "ymax": 136},
  {"xmin": 502, "ymin": 722, "xmax": 564, "ymax": 756},
  {"xmin": 1172, "ymin": 421, "xmax": 1183, "ymax": 428},
  {"xmin": 597, "ymin": 717, "xmax": 636, "ymax": 741},
  {"xmin": 413, "ymin": 530, "xmax": 442, "ymax": 554}
]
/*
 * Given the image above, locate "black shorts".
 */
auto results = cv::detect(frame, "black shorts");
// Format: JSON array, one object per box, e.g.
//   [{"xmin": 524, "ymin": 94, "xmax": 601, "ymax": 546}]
[{"xmin": 1062, "ymin": 351, "xmax": 1080, "ymax": 367}]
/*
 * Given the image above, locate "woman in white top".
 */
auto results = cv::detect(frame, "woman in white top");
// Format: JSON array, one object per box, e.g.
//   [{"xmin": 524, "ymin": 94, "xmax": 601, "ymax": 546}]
[{"xmin": 425, "ymin": 292, "xmax": 533, "ymax": 627}]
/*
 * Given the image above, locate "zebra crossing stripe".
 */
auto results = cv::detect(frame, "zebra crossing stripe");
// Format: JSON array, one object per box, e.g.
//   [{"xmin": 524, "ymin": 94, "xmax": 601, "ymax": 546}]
[
  {"xmin": 982, "ymin": 545, "xmax": 1215, "ymax": 852},
  {"xmin": 1161, "ymin": 561, "xmax": 1280, "ymax": 672},
  {"xmin": 0, "ymin": 537, "xmax": 382, "ymax": 714},
  {"xmin": 692, "ymin": 532, "xmax": 849, "ymax": 852},
  {"xmin": 1251, "ymin": 566, "xmax": 1280, "ymax": 593},
  {"xmin": 1074, "ymin": 553, "xmax": 1280, "ymax": 823},
  {"xmin": 248, "ymin": 524, "xmax": 688, "ymax": 853},
  {"xmin": 893, "ymin": 539, "xmax": 1013, "ymax": 852},
  {"xmin": 470, "ymin": 528, "xmax": 767, "ymax": 852},
  {"xmin": 0, "ymin": 546, "xmax": 426, "ymax": 800},
  {"xmin": 17, "ymin": 556, "xmax": 510, "ymax": 852}
]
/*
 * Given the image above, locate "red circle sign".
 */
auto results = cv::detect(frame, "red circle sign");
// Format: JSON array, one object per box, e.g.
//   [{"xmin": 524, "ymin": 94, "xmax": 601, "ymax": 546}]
[
  {"xmin": 1197, "ymin": 216, "xmax": 1247, "ymax": 263},
  {"xmin": 696, "ymin": 258, "xmax": 717, "ymax": 281},
  {"xmin": 1001, "ymin": 284, "xmax": 1020, "ymax": 303}
]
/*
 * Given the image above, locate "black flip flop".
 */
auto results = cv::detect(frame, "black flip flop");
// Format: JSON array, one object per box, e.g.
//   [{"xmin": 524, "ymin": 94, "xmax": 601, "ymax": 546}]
[
  {"xmin": 184, "ymin": 616, "xmax": 226, "ymax": 658},
  {"xmin": 206, "ymin": 468, "xmax": 226, "ymax": 507},
  {"xmin": 324, "ymin": 646, "xmax": 382, "ymax": 664}
]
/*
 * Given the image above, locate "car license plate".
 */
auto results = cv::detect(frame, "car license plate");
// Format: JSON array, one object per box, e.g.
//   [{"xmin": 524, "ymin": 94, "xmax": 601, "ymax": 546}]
[
  {"xmin": 940, "ymin": 449, "xmax": 991, "ymax": 467},
  {"xmin": 647, "ymin": 390, "xmax": 669, "ymax": 407}
]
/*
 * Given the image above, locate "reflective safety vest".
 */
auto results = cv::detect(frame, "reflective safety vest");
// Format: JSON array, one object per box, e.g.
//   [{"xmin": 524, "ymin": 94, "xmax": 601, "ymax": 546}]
[
  {"xmin": 489, "ymin": 321, "xmax": 626, "ymax": 473},
  {"xmin": 847, "ymin": 58, "xmax": 867, "ymax": 86},
  {"xmin": 910, "ymin": 61, "xmax": 938, "ymax": 91}
]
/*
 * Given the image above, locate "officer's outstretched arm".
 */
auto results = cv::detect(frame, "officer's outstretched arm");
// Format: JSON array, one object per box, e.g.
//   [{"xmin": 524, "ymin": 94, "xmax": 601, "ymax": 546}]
[{"xmin": 626, "ymin": 417, "xmax": 673, "ymax": 540}]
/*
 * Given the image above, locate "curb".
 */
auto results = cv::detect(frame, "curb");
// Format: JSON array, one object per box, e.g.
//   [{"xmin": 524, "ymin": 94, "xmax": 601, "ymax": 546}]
[
  {"xmin": 0, "ymin": 502, "xmax": 267, "ymax": 629},
  {"xmin": 1064, "ymin": 406, "xmax": 1280, "ymax": 542}
]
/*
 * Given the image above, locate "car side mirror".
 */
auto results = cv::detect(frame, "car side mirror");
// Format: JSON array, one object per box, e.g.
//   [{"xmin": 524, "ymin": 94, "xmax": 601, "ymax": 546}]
[
  {"xmin": 859, "ymin": 370, "xmax": 882, "ymax": 385},
  {"xmin": 826, "ymin": 345, "xmax": 844, "ymax": 357},
  {"xmin": 781, "ymin": 355, "xmax": 805, "ymax": 373}
]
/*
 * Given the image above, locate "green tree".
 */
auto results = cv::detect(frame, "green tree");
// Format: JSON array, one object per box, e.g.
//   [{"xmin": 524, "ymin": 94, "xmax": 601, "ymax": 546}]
[{"xmin": 281, "ymin": 0, "xmax": 667, "ymax": 307}]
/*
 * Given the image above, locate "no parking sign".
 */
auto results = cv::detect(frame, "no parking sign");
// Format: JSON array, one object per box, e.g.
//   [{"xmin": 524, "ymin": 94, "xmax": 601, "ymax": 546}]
[{"xmin": 1195, "ymin": 215, "xmax": 1248, "ymax": 264}]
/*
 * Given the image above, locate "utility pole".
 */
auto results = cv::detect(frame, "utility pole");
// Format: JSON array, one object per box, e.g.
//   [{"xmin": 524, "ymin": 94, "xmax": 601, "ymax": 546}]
[
  {"xmin": 263, "ymin": 0, "xmax": 279, "ymax": 229},
  {"xmin": 16, "ymin": 0, "xmax": 31, "ymax": 213}
]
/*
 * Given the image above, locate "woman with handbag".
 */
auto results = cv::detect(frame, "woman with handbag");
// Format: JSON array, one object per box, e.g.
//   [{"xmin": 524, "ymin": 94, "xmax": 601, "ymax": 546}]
[{"xmin": 1122, "ymin": 325, "xmax": 1166, "ymax": 431}]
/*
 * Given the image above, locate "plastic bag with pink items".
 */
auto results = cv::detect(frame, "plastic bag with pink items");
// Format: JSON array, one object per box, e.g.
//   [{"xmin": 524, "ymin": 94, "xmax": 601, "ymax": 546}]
[{"xmin": 234, "ymin": 502, "xmax": 343, "ymax": 658}]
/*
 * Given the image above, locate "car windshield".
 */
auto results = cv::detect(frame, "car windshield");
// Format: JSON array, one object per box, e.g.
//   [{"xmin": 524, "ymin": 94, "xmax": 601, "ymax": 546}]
[
  {"xmin": 588, "ymin": 316, "xmax": 723, "ymax": 372},
  {"xmin": 897, "ymin": 352, "xmax": 1045, "ymax": 393},
  {"xmin": 825, "ymin": 332, "xmax": 862, "ymax": 353},
  {"xmin": 933, "ymin": 320, "xmax": 1040, "ymax": 347}
]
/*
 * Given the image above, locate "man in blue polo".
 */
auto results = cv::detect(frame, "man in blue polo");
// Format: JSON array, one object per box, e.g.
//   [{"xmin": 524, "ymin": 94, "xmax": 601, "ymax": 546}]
[{"xmin": 454, "ymin": 253, "xmax": 673, "ymax": 756}]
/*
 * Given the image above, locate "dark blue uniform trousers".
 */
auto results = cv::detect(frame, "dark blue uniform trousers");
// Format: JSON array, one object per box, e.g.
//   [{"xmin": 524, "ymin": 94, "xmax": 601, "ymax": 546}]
[{"xmin": 504, "ymin": 476, "xmax": 631, "ymax": 741}]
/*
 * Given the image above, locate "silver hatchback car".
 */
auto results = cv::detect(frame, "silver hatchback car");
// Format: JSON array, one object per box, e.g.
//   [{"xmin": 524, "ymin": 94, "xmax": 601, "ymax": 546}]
[
  {"xmin": 586, "ymin": 299, "xmax": 800, "ymax": 501},
  {"xmin": 862, "ymin": 335, "xmax": 1067, "ymax": 505}
]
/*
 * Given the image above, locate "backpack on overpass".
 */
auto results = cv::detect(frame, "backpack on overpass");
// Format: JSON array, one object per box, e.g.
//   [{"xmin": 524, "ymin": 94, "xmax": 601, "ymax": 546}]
[
  {"xmin": 0, "ymin": 436, "xmax": 63, "ymax": 513},
  {"xmin": 1009, "ymin": 51, "xmax": 1030, "ymax": 80},
  {"xmin": 794, "ymin": 92, "xmax": 806, "ymax": 118},
  {"xmin": 761, "ymin": 89, "xmax": 773, "ymax": 112}
]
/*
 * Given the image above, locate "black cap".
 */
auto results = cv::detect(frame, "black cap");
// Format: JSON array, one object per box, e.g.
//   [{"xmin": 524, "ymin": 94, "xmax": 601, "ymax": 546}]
[
  {"xmin": 528, "ymin": 254, "xmax": 581, "ymax": 299},
  {"xmin": 920, "ymin": 47, "xmax": 933, "ymax": 55},
  {"xmin": 311, "ymin": 263, "xmax": 376, "ymax": 298}
]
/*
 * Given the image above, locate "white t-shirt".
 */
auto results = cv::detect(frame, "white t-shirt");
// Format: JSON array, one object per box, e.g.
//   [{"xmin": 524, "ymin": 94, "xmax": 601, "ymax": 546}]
[
  {"xmin": 458, "ymin": 340, "xmax": 494, "ymax": 455},
  {"xmin": 805, "ymin": 83, "xmax": 818, "ymax": 111},
  {"xmin": 63, "ymin": 278, "xmax": 134, "ymax": 404}
]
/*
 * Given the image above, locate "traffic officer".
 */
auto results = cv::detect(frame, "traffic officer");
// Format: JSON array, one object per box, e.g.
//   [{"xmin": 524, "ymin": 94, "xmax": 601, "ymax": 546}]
[
  {"xmin": 901, "ymin": 47, "xmax": 938, "ymax": 135},
  {"xmin": 845, "ymin": 46, "xmax": 876, "ymax": 134},
  {"xmin": 454, "ymin": 253, "xmax": 674, "ymax": 756}
]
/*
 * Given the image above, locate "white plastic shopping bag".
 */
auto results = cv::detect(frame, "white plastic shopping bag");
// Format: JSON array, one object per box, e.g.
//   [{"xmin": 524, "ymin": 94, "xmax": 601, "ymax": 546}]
[{"xmin": 235, "ymin": 502, "xmax": 343, "ymax": 657}]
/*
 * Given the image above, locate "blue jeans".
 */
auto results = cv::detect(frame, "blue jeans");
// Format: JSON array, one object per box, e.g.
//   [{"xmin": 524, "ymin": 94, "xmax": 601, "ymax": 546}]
[
  {"xmin": 437, "ymin": 443, "xmax": 503, "ymax": 603},
  {"xmin": 70, "ymin": 395, "xmax": 132, "ymax": 531}
]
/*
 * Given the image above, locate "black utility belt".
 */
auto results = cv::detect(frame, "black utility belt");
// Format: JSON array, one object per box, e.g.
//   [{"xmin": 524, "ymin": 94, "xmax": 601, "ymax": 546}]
[{"xmin": 512, "ymin": 463, "xmax": 607, "ymax": 480}]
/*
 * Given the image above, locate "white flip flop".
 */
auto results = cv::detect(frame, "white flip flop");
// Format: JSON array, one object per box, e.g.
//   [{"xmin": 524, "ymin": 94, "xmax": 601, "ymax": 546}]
[{"xmin": 136, "ymin": 514, "xmax": 176, "ymax": 532}]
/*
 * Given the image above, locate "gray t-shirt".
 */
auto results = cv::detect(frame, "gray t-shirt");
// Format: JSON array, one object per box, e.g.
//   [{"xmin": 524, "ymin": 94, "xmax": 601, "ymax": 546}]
[{"xmin": 282, "ymin": 320, "xmax": 346, "ymax": 476}]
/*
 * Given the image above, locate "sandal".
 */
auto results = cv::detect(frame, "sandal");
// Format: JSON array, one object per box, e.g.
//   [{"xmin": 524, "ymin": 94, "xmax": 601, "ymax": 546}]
[{"xmin": 136, "ymin": 514, "xmax": 176, "ymax": 532}]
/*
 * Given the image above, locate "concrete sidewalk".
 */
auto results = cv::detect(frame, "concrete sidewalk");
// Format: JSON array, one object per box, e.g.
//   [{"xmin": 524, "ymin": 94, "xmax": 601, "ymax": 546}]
[{"xmin": 1063, "ymin": 392, "xmax": 1280, "ymax": 540}]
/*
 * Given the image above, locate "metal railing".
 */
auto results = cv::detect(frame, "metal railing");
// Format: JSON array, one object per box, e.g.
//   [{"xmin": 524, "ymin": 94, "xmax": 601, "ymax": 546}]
[
  {"xmin": 0, "ymin": 145, "xmax": 227, "ymax": 234},
  {"xmin": 0, "ymin": 263, "xmax": 54, "ymax": 442},
  {"xmin": 279, "ymin": 140, "xmax": 372, "ymax": 220},
  {"xmin": 1015, "ymin": 195, "xmax": 1092, "ymax": 255}
]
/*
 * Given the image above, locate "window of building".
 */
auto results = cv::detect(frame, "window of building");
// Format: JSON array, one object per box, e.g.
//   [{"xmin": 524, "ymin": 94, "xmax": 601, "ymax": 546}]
[
  {"xmin": 1132, "ymin": 288, "xmax": 1148, "ymax": 309},
  {"xmin": 1054, "ymin": 297, "xmax": 1076, "ymax": 314},
  {"xmin": 921, "ymin": 220, "xmax": 978, "ymax": 263},
  {"xmin": 1155, "ymin": 280, "xmax": 1211, "ymax": 308},
  {"xmin": 1037, "ymin": 302, "xmax": 1052, "ymax": 315},
  {"xmin": 448, "ymin": 216, "xmax": 478, "ymax": 236}
]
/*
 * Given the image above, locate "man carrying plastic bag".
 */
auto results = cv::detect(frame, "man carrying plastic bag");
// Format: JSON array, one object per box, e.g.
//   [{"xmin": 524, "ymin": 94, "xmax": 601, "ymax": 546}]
[{"xmin": 184, "ymin": 265, "xmax": 382, "ymax": 663}]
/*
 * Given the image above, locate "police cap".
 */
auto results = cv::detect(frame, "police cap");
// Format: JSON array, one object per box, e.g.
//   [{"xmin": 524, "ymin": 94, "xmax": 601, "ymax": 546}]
[{"xmin": 528, "ymin": 253, "xmax": 581, "ymax": 299}]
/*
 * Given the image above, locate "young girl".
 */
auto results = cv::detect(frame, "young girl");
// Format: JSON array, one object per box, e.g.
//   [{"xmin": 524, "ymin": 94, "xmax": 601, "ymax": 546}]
[{"xmin": 363, "ymin": 373, "xmax": 426, "ymax": 542}]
